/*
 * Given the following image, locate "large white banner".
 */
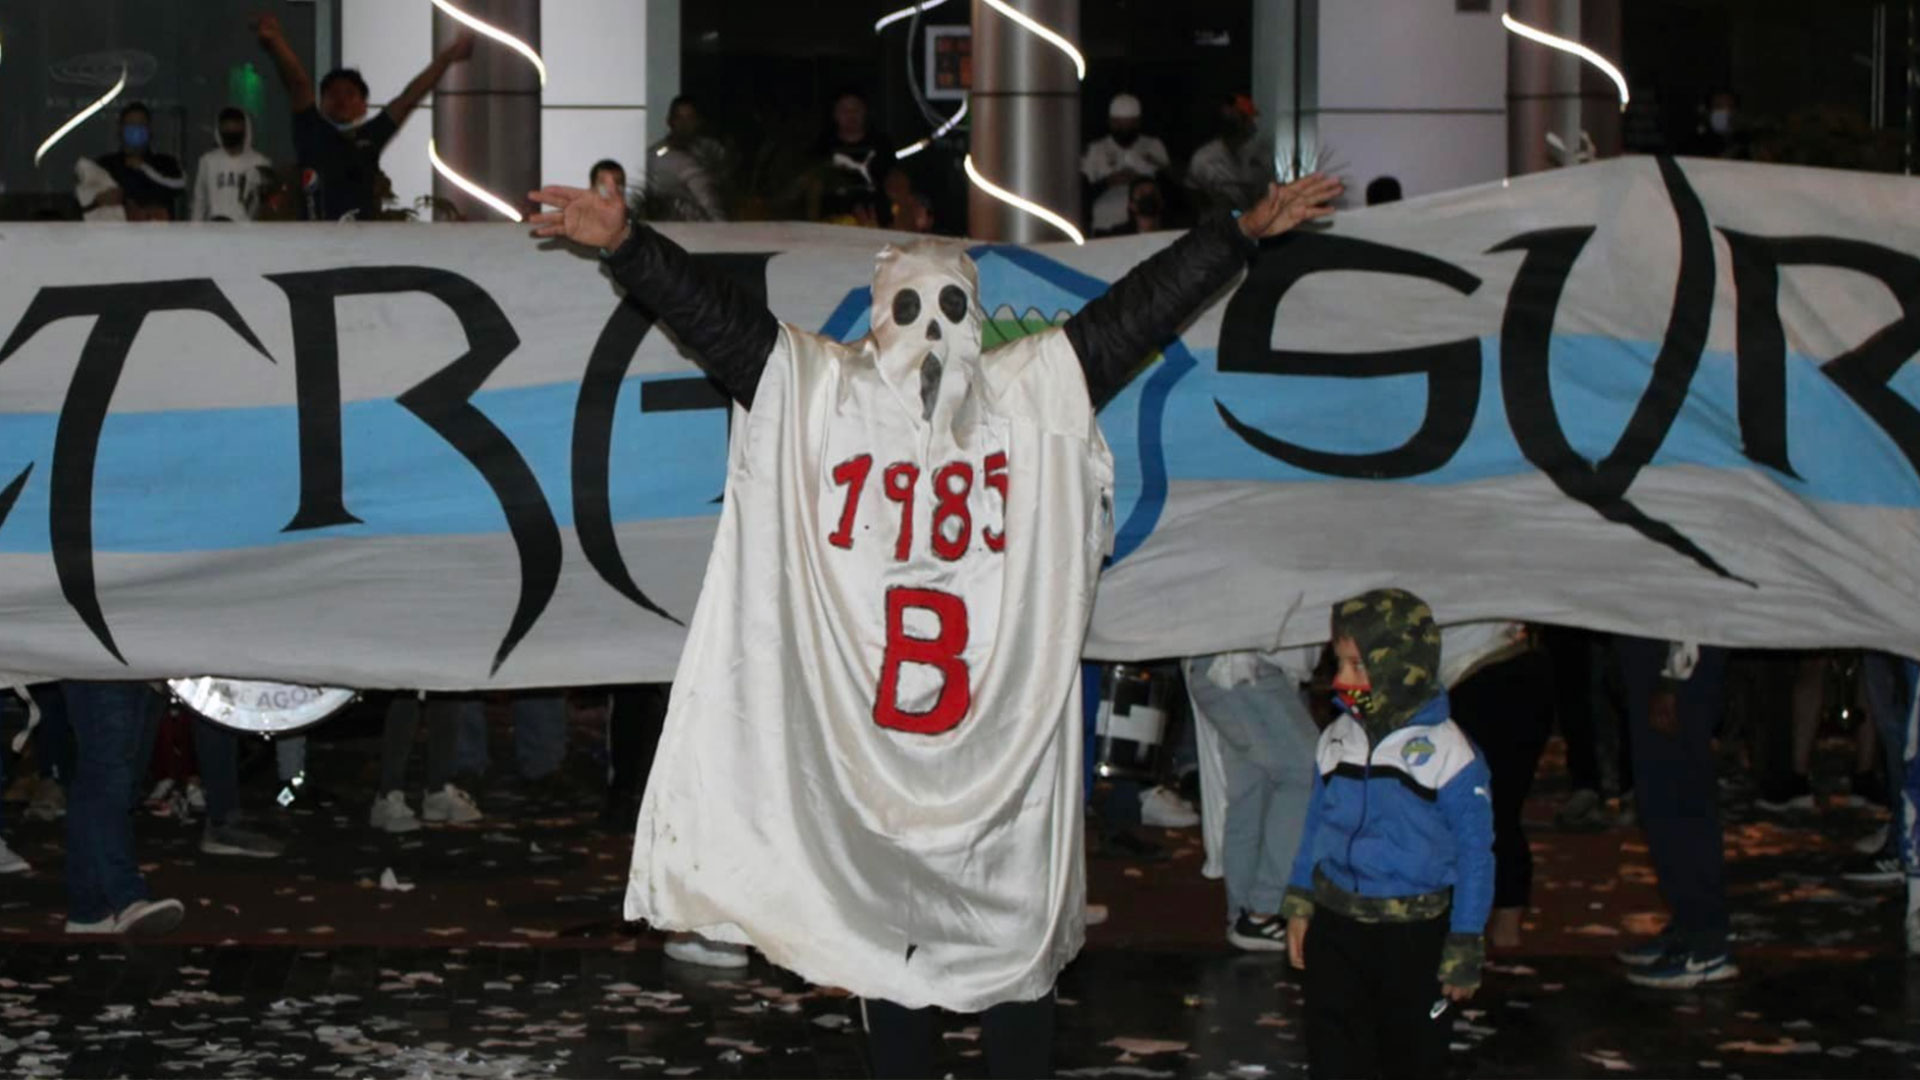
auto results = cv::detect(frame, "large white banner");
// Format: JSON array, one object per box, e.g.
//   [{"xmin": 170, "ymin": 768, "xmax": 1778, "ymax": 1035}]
[{"xmin": 3, "ymin": 156, "xmax": 1919, "ymax": 689}]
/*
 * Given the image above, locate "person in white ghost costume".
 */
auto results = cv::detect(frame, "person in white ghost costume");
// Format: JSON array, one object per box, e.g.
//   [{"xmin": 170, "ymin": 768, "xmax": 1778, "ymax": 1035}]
[{"xmin": 529, "ymin": 171, "xmax": 1341, "ymax": 1076}]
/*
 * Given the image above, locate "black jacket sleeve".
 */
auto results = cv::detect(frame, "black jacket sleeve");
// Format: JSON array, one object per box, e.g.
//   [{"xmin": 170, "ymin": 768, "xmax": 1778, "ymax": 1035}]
[
  {"xmin": 1063, "ymin": 214, "xmax": 1258, "ymax": 411},
  {"xmin": 601, "ymin": 223, "xmax": 781, "ymax": 410}
]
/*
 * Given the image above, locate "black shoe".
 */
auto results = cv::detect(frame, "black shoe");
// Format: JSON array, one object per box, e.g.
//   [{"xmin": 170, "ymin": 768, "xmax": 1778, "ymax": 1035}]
[{"xmin": 1227, "ymin": 911, "xmax": 1288, "ymax": 952}]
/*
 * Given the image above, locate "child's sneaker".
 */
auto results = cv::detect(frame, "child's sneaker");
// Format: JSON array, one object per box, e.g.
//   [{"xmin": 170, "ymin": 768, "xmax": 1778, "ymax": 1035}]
[
  {"xmin": 0, "ymin": 838, "xmax": 30, "ymax": 875},
  {"xmin": 421, "ymin": 783, "xmax": 483, "ymax": 824},
  {"xmin": 1227, "ymin": 911, "xmax": 1287, "ymax": 952},
  {"xmin": 369, "ymin": 790, "xmax": 422, "ymax": 834},
  {"xmin": 1624, "ymin": 949, "xmax": 1739, "ymax": 989}
]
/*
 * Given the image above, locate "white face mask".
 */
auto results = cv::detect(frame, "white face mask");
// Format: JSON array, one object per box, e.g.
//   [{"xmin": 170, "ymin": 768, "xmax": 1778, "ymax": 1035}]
[
  {"xmin": 1709, "ymin": 109, "xmax": 1733, "ymax": 135},
  {"xmin": 868, "ymin": 243, "xmax": 984, "ymax": 423}
]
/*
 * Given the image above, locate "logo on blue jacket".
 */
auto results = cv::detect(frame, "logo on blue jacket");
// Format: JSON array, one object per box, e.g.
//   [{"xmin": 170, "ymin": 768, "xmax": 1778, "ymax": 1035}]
[{"xmin": 1400, "ymin": 736, "xmax": 1436, "ymax": 768}]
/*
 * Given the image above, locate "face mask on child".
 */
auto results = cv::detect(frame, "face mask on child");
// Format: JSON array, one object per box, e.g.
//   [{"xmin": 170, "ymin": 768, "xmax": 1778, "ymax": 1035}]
[{"xmin": 1331, "ymin": 678, "xmax": 1374, "ymax": 721}]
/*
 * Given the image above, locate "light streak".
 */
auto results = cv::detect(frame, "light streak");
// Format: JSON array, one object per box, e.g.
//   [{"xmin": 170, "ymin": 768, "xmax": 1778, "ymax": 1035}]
[
  {"xmin": 1501, "ymin": 10, "xmax": 1629, "ymax": 110},
  {"xmin": 429, "ymin": 137, "xmax": 523, "ymax": 221},
  {"xmin": 429, "ymin": 0, "xmax": 548, "ymax": 86},
  {"xmin": 980, "ymin": 0, "xmax": 1085, "ymax": 80},
  {"xmin": 35, "ymin": 64, "xmax": 127, "ymax": 167},
  {"xmin": 896, "ymin": 98, "xmax": 968, "ymax": 159},
  {"xmin": 874, "ymin": 0, "xmax": 953, "ymax": 33},
  {"xmin": 964, "ymin": 153, "xmax": 1084, "ymax": 245}
]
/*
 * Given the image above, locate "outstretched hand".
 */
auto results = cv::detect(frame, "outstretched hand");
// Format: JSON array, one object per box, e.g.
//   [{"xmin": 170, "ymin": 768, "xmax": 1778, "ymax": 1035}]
[
  {"xmin": 1238, "ymin": 173, "xmax": 1344, "ymax": 241},
  {"xmin": 527, "ymin": 185, "xmax": 630, "ymax": 250}
]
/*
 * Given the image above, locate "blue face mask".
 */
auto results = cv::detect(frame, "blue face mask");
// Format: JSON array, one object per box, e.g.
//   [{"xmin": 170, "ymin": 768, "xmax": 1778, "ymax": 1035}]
[{"xmin": 123, "ymin": 123, "xmax": 151, "ymax": 150}]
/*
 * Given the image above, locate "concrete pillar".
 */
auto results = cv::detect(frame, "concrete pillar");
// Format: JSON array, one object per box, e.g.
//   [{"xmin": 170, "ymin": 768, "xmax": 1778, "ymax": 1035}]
[
  {"xmin": 1506, "ymin": 0, "xmax": 1587, "ymax": 176},
  {"xmin": 432, "ymin": 0, "xmax": 541, "ymax": 221},
  {"xmin": 968, "ymin": 0, "xmax": 1080, "ymax": 242}
]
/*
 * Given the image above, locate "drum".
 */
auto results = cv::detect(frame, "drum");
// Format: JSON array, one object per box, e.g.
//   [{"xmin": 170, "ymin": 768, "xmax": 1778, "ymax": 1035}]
[
  {"xmin": 167, "ymin": 677, "xmax": 357, "ymax": 735},
  {"xmin": 1094, "ymin": 663, "xmax": 1173, "ymax": 782}
]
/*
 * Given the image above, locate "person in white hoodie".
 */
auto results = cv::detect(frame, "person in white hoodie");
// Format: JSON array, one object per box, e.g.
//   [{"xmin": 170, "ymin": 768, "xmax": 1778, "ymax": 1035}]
[{"xmin": 193, "ymin": 108, "xmax": 273, "ymax": 222}]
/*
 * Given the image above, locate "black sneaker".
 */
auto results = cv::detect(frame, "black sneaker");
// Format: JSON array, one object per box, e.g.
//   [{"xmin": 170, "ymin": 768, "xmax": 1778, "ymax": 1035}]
[
  {"xmin": 1227, "ymin": 911, "xmax": 1288, "ymax": 952},
  {"xmin": 1840, "ymin": 851, "xmax": 1904, "ymax": 885}
]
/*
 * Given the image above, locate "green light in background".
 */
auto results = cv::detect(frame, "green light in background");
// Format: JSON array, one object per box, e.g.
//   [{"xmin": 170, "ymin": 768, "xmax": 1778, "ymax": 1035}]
[{"xmin": 228, "ymin": 62, "xmax": 265, "ymax": 117}]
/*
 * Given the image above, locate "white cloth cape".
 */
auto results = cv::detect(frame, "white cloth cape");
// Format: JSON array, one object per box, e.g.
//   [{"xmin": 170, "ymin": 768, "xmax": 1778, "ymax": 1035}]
[{"xmin": 626, "ymin": 319, "xmax": 1114, "ymax": 1012}]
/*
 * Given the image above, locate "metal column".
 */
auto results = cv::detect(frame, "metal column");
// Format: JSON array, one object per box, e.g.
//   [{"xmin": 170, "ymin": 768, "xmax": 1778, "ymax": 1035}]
[
  {"xmin": 431, "ymin": 0, "xmax": 541, "ymax": 221},
  {"xmin": 968, "ymin": 0, "xmax": 1081, "ymax": 242},
  {"xmin": 1506, "ymin": 0, "xmax": 1583, "ymax": 176}
]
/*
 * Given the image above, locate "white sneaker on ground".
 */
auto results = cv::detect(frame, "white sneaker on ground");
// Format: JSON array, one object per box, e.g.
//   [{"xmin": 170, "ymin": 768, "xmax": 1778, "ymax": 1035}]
[
  {"xmin": 1854, "ymin": 824, "xmax": 1891, "ymax": 855},
  {"xmin": 65, "ymin": 898, "xmax": 184, "ymax": 937},
  {"xmin": 1085, "ymin": 904, "xmax": 1109, "ymax": 927},
  {"xmin": 0, "ymin": 838, "xmax": 29, "ymax": 875},
  {"xmin": 664, "ymin": 932, "xmax": 750, "ymax": 969},
  {"xmin": 421, "ymin": 783, "xmax": 483, "ymax": 824},
  {"xmin": 1139, "ymin": 786, "xmax": 1201, "ymax": 829},
  {"xmin": 369, "ymin": 790, "xmax": 422, "ymax": 833}
]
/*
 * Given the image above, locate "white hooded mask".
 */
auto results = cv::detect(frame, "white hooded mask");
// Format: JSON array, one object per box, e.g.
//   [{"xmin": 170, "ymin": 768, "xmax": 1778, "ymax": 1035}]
[{"xmin": 865, "ymin": 241, "xmax": 985, "ymax": 424}]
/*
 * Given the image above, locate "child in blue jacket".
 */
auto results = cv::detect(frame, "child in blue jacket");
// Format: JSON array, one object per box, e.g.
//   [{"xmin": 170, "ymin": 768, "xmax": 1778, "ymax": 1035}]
[{"xmin": 1281, "ymin": 588, "xmax": 1494, "ymax": 1080}]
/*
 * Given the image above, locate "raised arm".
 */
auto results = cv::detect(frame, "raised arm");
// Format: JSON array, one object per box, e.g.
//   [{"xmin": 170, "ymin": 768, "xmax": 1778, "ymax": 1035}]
[
  {"xmin": 387, "ymin": 32, "xmax": 475, "ymax": 130},
  {"xmin": 530, "ymin": 185, "xmax": 779, "ymax": 409},
  {"xmin": 1063, "ymin": 174, "xmax": 1342, "ymax": 410},
  {"xmin": 254, "ymin": 14, "xmax": 315, "ymax": 113}
]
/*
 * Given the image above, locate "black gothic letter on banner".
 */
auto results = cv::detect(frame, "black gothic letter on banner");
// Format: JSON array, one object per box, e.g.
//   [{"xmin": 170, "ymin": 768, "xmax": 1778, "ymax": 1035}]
[
  {"xmin": 1215, "ymin": 233, "xmax": 1483, "ymax": 478},
  {"xmin": 0, "ymin": 281, "xmax": 271, "ymax": 662},
  {"xmin": 1493, "ymin": 156, "xmax": 1747, "ymax": 583},
  {"xmin": 0, "ymin": 465, "xmax": 33, "ymax": 535},
  {"xmin": 266, "ymin": 267, "xmax": 560, "ymax": 674},
  {"xmin": 1722, "ymin": 231, "xmax": 1920, "ymax": 480},
  {"xmin": 573, "ymin": 253, "xmax": 771, "ymax": 621}
]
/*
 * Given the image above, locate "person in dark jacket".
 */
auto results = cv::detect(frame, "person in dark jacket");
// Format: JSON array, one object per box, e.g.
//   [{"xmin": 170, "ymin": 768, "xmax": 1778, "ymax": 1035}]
[
  {"xmin": 1282, "ymin": 588, "xmax": 1494, "ymax": 1080},
  {"xmin": 527, "ymin": 171, "xmax": 1342, "ymax": 1080}
]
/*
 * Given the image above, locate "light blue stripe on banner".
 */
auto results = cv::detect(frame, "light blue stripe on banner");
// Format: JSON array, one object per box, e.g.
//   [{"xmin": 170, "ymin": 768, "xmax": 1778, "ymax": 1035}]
[
  {"xmin": 0, "ymin": 332, "xmax": 1915, "ymax": 555},
  {"xmin": 1100, "ymin": 333, "xmax": 1920, "ymax": 510},
  {"xmin": 0, "ymin": 377, "xmax": 731, "ymax": 554}
]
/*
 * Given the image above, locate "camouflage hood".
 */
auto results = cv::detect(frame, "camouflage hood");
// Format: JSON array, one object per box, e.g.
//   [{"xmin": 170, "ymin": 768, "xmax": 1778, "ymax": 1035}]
[{"xmin": 1331, "ymin": 588, "xmax": 1443, "ymax": 742}]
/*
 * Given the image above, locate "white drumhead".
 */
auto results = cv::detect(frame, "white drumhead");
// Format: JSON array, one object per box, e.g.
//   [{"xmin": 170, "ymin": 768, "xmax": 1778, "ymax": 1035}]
[{"xmin": 168, "ymin": 677, "xmax": 357, "ymax": 734}]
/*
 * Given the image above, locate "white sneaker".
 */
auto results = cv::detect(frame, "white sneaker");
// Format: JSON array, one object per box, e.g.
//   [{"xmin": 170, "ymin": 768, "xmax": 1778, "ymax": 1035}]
[
  {"xmin": 1085, "ymin": 903, "xmax": 1109, "ymax": 927},
  {"xmin": 185, "ymin": 779, "xmax": 206, "ymax": 813},
  {"xmin": 1855, "ymin": 824, "xmax": 1892, "ymax": 855},
  {"xmin": 0, "ymin": 838, "xmax": 29, "ymax": 875},
  {"xmin": 66, "ymin": 897, "xmax": 184, "ymax": 937},
  {"xmin": 369, "ymin": 790, "xmax": 422, "ymax": 833},
  {"xmin": 421, "ymin": 783, "xmax": 482, "ymax": 824},
  {"xmin": 1140, "ymin": 786, "xmax": 1200, "ymax": 829},
  {"xmin": 664, "ymin": 932, "xmax": 750, "ymax": 969}
]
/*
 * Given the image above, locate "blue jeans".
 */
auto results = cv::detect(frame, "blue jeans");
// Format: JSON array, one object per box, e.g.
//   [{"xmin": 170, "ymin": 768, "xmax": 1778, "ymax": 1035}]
[
  {"xmin": 27, "ymin": 683, "xmax": 75, "ymax": 785},
  {"xmin": 1861, "ymin": 653, "xmax": 1919, "ymax": 870},
  {"xmin": 451, "ymin": 694, "xmax": 568, "ymax": 780},
  {"xmin": 1184, "ymin": 658, "xmax": 1321, "ymax": 918},
  {"xmin": 63, "ymin": 681, "xmax": 160, "ymax": 923}
]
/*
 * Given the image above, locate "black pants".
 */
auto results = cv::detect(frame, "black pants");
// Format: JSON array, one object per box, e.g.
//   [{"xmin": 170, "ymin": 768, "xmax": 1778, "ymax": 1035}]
[
  {"xmin": 1451, "ymin": 648, "xmax": 1556, "ymax": 909},
  {"xmin": 863, "ymin": 993, "xmax": 1053, "ymax": 1079},
  {"xmin": 1303, "ymin": 909, "xmax": 1450, "ymax": 1080},
  {"xmin": 606, "ymin": 683, "xmax": 670, "ymax": 803},
  {"xmin": 1617, "ymin": 636, "xmax": 1731, "ymax": 954}
]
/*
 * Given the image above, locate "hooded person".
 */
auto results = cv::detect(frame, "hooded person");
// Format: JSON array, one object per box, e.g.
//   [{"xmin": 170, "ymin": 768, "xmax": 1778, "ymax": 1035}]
[
  {"xmin": 1281, "ymin": 587, "xmax": 1495, "ymax": 1080},
  {"xmin": 527, "ymin": 168, "xmax": 1341, "ymax": 1078},
  {"xmin": 193, "ymin": 107, "xmax": 273, "ymax": 222}
]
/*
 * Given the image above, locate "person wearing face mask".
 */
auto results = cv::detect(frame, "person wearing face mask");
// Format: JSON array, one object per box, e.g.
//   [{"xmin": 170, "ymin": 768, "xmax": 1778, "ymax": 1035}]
[
  {"xmin": 588, "ymin": 159, "xmax": 633, "ymax": 214},
  {"xmin": 528, "ymin": 169, "xmax": 1341, "ymax": 1078},
  {"xmin": 1281, "ymin": 589, "xmax": 1494, "ymax": 1080},
  {"xmin": 1187, "ymin": 91, "xmax": 1276, "ymax": 218},
  {"xmin": 1100, "ymin": 177, "xmax": 1168, "ymax": 237},
  {"xmin": 192, "ymin": 107, "xmax": 273, "ymax": 222},
  {"xmin": 89, "ymin": 102, "xmax": 186, "ymax": 221},
  {"xmin": 1081, "ymin": 93, "xmax": 1170, "ymax": 235},
  {"xmin": 255, "ymin": 13, "xmax": 474, "ymax": 221},
  {"xmin": 1694, "ymin": 89, "xmax": 1751, "ymax": 160}
]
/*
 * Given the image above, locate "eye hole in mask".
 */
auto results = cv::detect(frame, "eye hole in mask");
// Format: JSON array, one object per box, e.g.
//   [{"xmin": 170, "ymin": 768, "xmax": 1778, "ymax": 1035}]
[
  {"xmin": 892, "ymin": 288, "xmax": 921, "ymax": 327},
  {"xmin": 938, "ymin": 284, "xmax": 968, "ymax": 324}
]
